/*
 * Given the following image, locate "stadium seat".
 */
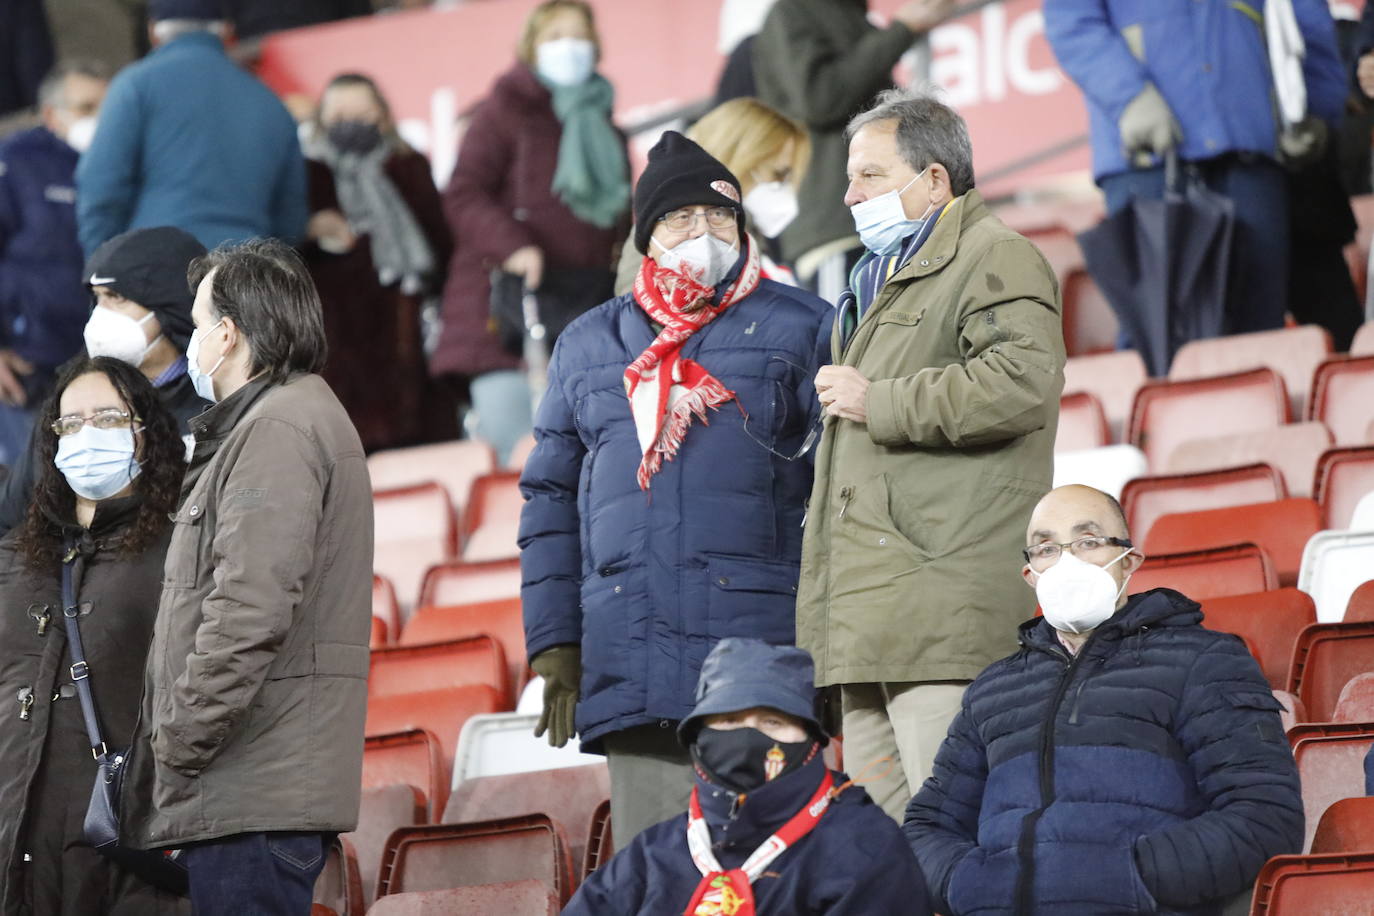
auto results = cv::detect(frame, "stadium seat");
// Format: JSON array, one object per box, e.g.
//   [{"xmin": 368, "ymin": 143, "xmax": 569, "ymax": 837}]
[
  {"xmin": 1143, "ymin": 498, "xmax": 1320, "ymax": 588},
  {"xmin": 1334, "ymin": 672, "xmax": 1374, "ymax": 723},
  {"xmin": 582, "ymin": 799, "xmax": 613, "ymax": 881},
  {"xmin": 375, "ymin": 814, "xmax": 575, "ymax": 904},
  {"xmin": 416, "ymin": 558, "xmax": 522, "ymax": 609},
  {"xmin": 1169, "ymin": 325, "xmax": 1332, "ymax": 419},
  {"xmin": 1308, "ymin": 355, "xmax": 1374, "ymax": 446},
  {"xmin": 1052, "ymin": 444, "xmax": 1147, "ymax": 498},
  {"xmin": 1287, "ymin": 724, "xmax": 1374, "ymax": 852},
  {"xmin": 346, "ymin": 785, "xmax": 426, "ymax": 906},
  {"xmin": 1129, "ymin": 544, "xmax": 1277, "ymax": 599},
  {"xmin": 460, "ymin": 471, "xmax": 524, "ymax": 562},
  {"xmin": 1310, "ymin": 797, "xmax": 1374, "ymax": 854},
  {"xmin": 370, "ymin": 636, "xmax": 509, "ymax": 708},
  {"xmin": 363, "ymin": 729, "xmax": 446, "ymax": 822},
  {"xmin": 1198, "ymin": 589, "xmax": 1317, "ymax": 690},
  {"xmin": 1121, "ymin": 464, "xmax": 1287, "ymax": 543},
  {"xmin": 1247, "ymin": 850, "xmax": 1374, "ymax": 914},
  {"xmin": 1062, "ymin": 349, "xmax": 1148, "ymax": 443},
  {"xmin": 1355, "ymin": 492, "xmax": 1374, "ymax": 529},
  {"xmin": 1165, "ymin": 423, "xmax": 1332, "ymax": 498},
  {"xmin": 1352, "ymin": 320, "xmax": 1374, "ymax": 356},
  {"xmin": 1298, "ymin": 529, "xmax": 1374, "ymax": 622},
  {"xmin": 313, "ymin": 836, "xmax": 365, "ymax": 916},
  {"xmin": 1128, "ymin": 368, "xmax": 1289, "ymax": 472},
  {"xmin": 452, "ymin": 713, "xmax": 603, "ymax": 787},
  {"xmin": 1314, "ymin": 446, "xmax": 1374, "ymax": 530},
  {"xmin": 1055, "ymin": 391, "xmax": 1110, "ymax": 453},
  {"xmin": 442, "ymin": 764, "xmax": 610, "ymax": 876},
  {"xmin": 367, "ymin": 440, "xmax": 497, "ymax": 518},
  {"xmin": 1061, "ymin": 267, "xmax": 1120, "ymax": 357},
  {"xmin": 311, "ymin": 906, "xmax": 337, "ymax": 916},
  {"xmin": 365, "ymin": 686, "xmax": 504, "ymax": 807},
  {"xmin": 1347, "ymin": 581, "xmax": 1374, "ymax": 623},
  {"xmin": 507, "ymin": 434, "xmax": 537, "ymax": 471},
  {"xmin": 400, "ymin": 599, "xmax": 526, "ymax": 701},
  {"xmin": 370, "ymin": 616, "xmax": 388, "ymax": 650},
  {"xmin": 1287, "ymin": 622, "xmax": 1374, "ymax": 723},
  {"xmin": 373, "ymin": 575, "xmax": 401, "ymax": 646},
  {"xmin": 373, "ymin": 483, "xmax": 459, "ymax": 618},
  {"xmin": 364, "ymin": 883, "xmax": 559, "ymax": 915},
  {"xmin": 1271, "ymin": 689, "xmax": 1306, "ymax": 733}
]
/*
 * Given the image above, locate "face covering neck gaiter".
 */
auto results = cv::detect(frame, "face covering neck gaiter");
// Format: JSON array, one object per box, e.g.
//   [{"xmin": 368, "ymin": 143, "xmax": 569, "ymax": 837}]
[{"xmin": 692, "ymin": 727, "xmax": 816, "ymax": 793}]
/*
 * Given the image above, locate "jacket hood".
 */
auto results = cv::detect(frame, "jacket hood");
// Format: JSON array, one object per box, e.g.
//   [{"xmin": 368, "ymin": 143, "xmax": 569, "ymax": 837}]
[{"xmin": 1018, "ymin": 587, "xmax": 1202, "ymax": 652}]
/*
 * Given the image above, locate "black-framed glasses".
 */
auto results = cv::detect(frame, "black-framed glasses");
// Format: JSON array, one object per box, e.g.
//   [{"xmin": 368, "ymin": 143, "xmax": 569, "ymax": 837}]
[
  {"xmin": 1023, "ymin": 535, "xmax": 1132, "ymax": 565},
  {"xmin": 739, "ymin": 356, "xmax": 823, "ymax": 462},
  {"xmin": 51, "ymin": 408, "xmax": 140, "ymax": 438},
  {"xmin": 658, "ymin": 206, "xmax": 737, "ymax": 233}
]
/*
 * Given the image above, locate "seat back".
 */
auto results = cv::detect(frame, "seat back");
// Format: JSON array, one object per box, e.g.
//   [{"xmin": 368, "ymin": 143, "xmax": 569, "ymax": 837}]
[
  {"xmin": 1055, "ymin": 391, "xmax": 1110, "ymax": 452},
  {"xmin": 1352, "ymin": 320, "xmax": 1374, "ymax": 356},
  {"xmin": 1128, "ymin": 368, "xmax": 1289, "ymax": 471},
  {"xmin": 460, "ymin": 471, "xmax": 524, "ymax": 563},
  {"xmin": 1169, "ymin": 325, "xmax": 1332, "ymax": 419},
  {"xmin": 1052, "ymin": 444, "xmax": 1147, "ymax": 499},
  {"xmin": 1121, "ymin": 464, "xmax": 1287, "ymax": 543},
  {"xmin": 1347, "ymin": 581, "xmax": 1374, "ymax": 624},
  {"xmin": 1310, "ymin": 797, "xmax": 1374, "ymax": 854},
  {"xmin": 452, "ymin": 713, "xmax": 604, "ymax": 786},
  {"xmin": 1143, "ymin": 498, "xmax": 1321, "ymax": 587},
  {"xmin": 1334, "ymin": 672, "xmax": 1374, "ymax": 723},
  {"xmin": 367, "ymin": 440, "xmax": 496, "ymax": 518},
  {"xmin": 1298, "ymin": 529, "xmax": 1374, "ymax": 622},
  {"xmin": 1248, "ymin": 850, "xmax": 1374, "ymax": 914},
  {"xmin": 312, "ymin": 836, "xmax": 364, "ymax": 916},
  {"xmin": 345, "ymin": 784, "xmax": 425, "ymax": 906},
  {"xmin": 1309, "ymin": 355, "xmax": 1374, "ymax": 446},
  {"xmin": 582, "ymin": 799, "xmax": 613, "ymax": 881},
  {"xmin": 1129, "ymin": 544, "xmax": 1277, "ymax": 599},
  {"xmin": 373, "ymin": 575, "xmax": 401, "ymax": 647},
  {"xmin": 1062, "ymin": 348, "xmax": 1146, "ymax": 441},
  {"xmin": 416, "ymin": 558, "xmax": 522, "ymax": 610},
  {"xmin": 401, "ymin": 599, "xmax": 526, "ymax": 701},
  {"xmin": 362, "ymin": 729, "xmax": 446, "ymax": 822},
  {"xmin": 1288, "ymin": 622, "xmax": 1374, "ymax": 723},
  {"xmin": 1165, "ymin": 423, "xmax": 1331, "ymax": 498},
  {"xmin": 1288, "ymin": 724, "xmax": 1374, "ymax": 852},
  {"xmin": 366, "ymin": 883, "xmax": 559, "ymax": 916},
  {"xmin": 370, "ymin": 636, "xmax": 509, "ymax": 707},
  {"xmin": 507, "ymin": 434, "xmax": 537, "ymax": 471},
  {"xmin": 1270, "ymin": 689, "xmax": 1305, "ymax": 733},
  {"xmin": 373, "ymin": 483, "xmax": 459, "ymax": 618},
  {"xmin": 1314, "ymin": 446, "xmax": 1374, "ymax": 529},
  {"xmin": 1198, "ymin": 589, "xmax": 1317, "ymax": 690}
]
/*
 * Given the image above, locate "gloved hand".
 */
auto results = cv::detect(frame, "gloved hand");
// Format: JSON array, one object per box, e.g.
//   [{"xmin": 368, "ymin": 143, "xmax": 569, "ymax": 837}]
[
  {"xmin": 1119, "ymin": 82, "xmax": 1182, "ymax": 165},
  {"xmin": 530, "ymin": 645, "xmax": 581, "ymax": 748},
  {"xmin": 1278, "ymin": 115, "xmax": 1328, "ymax": 169}
]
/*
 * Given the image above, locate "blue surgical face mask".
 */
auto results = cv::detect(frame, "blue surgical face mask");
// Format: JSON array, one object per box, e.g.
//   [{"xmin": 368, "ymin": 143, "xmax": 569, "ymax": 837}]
[
  {"xmin": 850, "ymin": 167, "xmax": 934, "ymax": 255},
  {"xmin": 55, "ymin": 426, "xmax": 141, "ymax": 501},
  {"xmin": 186, "ymin": 318, "xmax": 225, "ymax": 403}
]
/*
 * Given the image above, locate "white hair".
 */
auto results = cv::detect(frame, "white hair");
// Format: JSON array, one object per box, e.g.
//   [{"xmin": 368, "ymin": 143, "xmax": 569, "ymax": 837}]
[{"xmin": 152, "ymin": 19, "xmax": 229, "ymax": 44}]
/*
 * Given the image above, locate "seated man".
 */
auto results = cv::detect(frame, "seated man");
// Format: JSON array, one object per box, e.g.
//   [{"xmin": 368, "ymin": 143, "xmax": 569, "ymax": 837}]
[
  {"xmin": 905, "ymin": 484, "xmax": 1303, "ymax": 916},
  {"xmin": 566, "ymin": 637, "xmax": 930, "ymax": 915}
]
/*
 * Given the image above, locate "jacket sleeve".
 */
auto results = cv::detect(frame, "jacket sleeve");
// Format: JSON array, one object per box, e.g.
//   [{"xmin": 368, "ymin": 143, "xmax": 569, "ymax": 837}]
[
  {"xmin": 518, "ymin": 341, "xmax": 586, "ymax": 657},
  {"xmin": 865, "ymin": 239, "xmax": 1064, "ymax": 449},
  {"xmin": 444, "ymin": 101, "xmax": 536, "ymax": 266},
  {"xmin": 269, "ymin": 125, "xmax": 308, "ymax": 244},
  {"xmin": 1294, "ymin": 0, "xmax": 1348, "ymax": 125},
  {"xmin": 560, "ymin": 832, "xmax": 650, "ymax": 916},
  {"xmin": 1043, "ymin": 0, "xmax": 1150, "ymax": 125},
  {"xmin": 152, "ymin": 417, "xmax": 326, "ymax": 773},
  {"xmin": 75, "ymin": 73, "xmax": 142, "ymax": 257},
  {"xmin": 902, "ymin": 699, "xmax": 988, "ymax": 916},
  {"xmin": 1132, "ymin": 637, "xmax": 1305, "ymax": 908}
]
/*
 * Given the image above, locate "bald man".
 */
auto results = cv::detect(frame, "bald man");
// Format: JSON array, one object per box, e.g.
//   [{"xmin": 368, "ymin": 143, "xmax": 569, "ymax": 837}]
[{"xmin": 902, "ymin": 485, "xmax": 1303, "ymax": 916}]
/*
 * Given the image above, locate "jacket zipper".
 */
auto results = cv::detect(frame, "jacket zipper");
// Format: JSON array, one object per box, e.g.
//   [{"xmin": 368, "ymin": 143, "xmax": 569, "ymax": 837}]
[
  {"xmin": 28, "ymin": 605, "xmax": 49, "ymax": 637},
  {"xmin": 16, "ymin": 687, "xmax": 33, "ymax": 721},
  {"xmin": 837, "ymin": 486, "xmax": 854, "ymax": 519}
]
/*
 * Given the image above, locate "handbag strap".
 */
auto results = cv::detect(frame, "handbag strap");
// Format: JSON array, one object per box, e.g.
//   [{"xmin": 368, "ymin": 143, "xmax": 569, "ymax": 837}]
[{"xmin": 60, "ymin": 543, "xmax": 106, "ymax": 758}]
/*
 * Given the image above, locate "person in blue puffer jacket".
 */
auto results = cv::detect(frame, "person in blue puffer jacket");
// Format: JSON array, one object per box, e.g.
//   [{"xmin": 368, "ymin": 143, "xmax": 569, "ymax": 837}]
[
  {"xmin": 905, "ymin": 484, "xmax": 1303, "ymax": 915},
  {"xmin": 519, "ymin": 131, "xmax": 830, "ymax": 849}
]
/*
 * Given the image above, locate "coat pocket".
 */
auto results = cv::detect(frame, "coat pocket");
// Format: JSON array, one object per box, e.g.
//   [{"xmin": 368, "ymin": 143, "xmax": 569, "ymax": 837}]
[
  {"xmin": 704, "ymin": 554, "xmax": 799, "ymax": 646},
  {"xmin": 162, "ymin": 502, "xmax": 205, "ymax": 589}
]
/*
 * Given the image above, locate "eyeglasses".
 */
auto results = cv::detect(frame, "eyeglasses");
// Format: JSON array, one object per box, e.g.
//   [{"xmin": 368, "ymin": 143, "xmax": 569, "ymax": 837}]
[
  {"xmin": 658, "ymin": 206, "xmax": 737, "ymax": 233},
  {"xmin": 1023, "ymin": 535, "xmax": 1133, "ymax": 565},
  {"xmin": 51, "ymin": 408, "xmax": 140, "ymax": 438}
]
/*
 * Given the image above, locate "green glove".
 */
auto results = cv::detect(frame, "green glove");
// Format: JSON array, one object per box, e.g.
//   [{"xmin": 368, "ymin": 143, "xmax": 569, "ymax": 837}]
[
  {"xmin": 530, "ymin": 645, "xmax": 581, "ymax": 748},
  {"xmin": 1120, "ymin": 82, "xmax": 1182, "ymax": 165}
]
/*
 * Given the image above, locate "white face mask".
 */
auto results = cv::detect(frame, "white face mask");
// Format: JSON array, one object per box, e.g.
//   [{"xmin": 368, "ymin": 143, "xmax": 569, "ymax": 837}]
[
  {"xmin": 55, "ymin": 425, "xmax": 141, "ymax": 501},
  {"xmin": 850, "ymin": 168, "xmax": 932, "ymax": 255},
  {"xmin": 536, "ymin": 37, "xmax": 596, "ymax": 87},
  {"xmin": 1031, "ymin": 549, "xmax": 1133, "ymax": 635},
  {"xmin": 743, "ymin": 180, "xmax": 799, "ymax": 239},
  {"xmin": 84, "ymin": 305, "xmax": 158, "ymax": 367},
  {"xmin": 65, "ymin": 115, "xmax": 98, "ymax": 154},
  {"xmin": 186, "ymin": 318, "xmax": 226, "ymax": 403},
  {"xmin": 651, "ymin": 232, "xmax": 739, "ymax": 288}
]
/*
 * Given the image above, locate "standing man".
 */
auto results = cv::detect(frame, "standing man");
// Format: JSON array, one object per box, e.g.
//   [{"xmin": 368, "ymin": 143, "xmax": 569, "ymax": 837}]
[
  {"xmin": 76, "ymin": 0, "xmax": 307, "ymax": 256},
  {"xmin": 124, "ymin": 239, "xmax": 372, "ymax": 916},
  {"xmin": 0, "ymin": 60, "xmax": 109, "ymax": 463},
  {"xmin": 796, "ymin": 90, "xmax": 1064, "ymax": 823}
]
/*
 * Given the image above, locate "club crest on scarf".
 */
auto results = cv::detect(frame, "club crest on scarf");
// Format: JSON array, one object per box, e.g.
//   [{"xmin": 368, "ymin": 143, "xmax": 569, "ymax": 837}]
[
  {"xmin": 692, "ymin": 874, "xmax": 749, "ymax": 916},
  {"xmin": 625, "ymin": 237, "xmax": 762, "ymax": 490}
]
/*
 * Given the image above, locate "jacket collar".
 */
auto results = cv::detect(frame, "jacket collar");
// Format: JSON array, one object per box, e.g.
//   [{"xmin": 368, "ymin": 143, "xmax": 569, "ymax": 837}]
[
  {"xmin": 47, "ymin": 493, "xmax": 143, "ymax": 555},
  {"xmin": 695, "ymin": 753, "xmax": 828, "ymax": 853},
  {"xmin": 153, "ymin": 31, "xmax": 225, "ymax": 57},
  {"xmin": 888, "ymin": 188, "xmax": 990, "ymax": 283},
  {"xmin": 185, "ymin": 376, "xmax": 275, "ymax": 484},
  {"xmin": 1018, "ymin": 587, "xmax": 1204, "ymax": 657},
  {"xmin": 494, "ymin": 62, "xmax": 551, "ymax": 107}
]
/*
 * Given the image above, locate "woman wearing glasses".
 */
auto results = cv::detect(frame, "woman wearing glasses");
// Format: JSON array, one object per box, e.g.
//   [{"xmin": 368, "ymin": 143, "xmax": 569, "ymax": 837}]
[
  {"xmin": 0, "ymin": 356, "xmax": 186, "ymax": 915},
  {"xmin": 520, "ymin": 132, "xmax": 831, "ymax": 847}
]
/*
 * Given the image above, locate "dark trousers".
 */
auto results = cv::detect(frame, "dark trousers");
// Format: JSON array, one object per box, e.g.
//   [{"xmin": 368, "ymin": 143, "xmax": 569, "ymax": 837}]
[
  {"xmin": 1100, "ymin": 155, "xmax": 1290, "ymax": 338},
  {"xmin": 181, "ymin": 832, "xmax": 329, "ymax": 916}
]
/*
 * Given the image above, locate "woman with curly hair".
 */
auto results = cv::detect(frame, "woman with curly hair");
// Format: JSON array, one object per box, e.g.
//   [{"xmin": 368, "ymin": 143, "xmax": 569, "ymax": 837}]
[{"xmin": 0, "ymin": 356, "xmax": 187, "ymax": 916}]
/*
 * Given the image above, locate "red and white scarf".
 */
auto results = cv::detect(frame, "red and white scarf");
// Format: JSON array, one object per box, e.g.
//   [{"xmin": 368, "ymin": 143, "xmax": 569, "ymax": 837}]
[{"xmin": 625, "ymin": 237, "xmax": 762, "ymax": 490}]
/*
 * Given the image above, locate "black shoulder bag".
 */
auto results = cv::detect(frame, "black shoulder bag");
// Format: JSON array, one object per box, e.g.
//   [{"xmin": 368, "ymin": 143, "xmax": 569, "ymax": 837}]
[{"xmin": 61, "ymin": 545, "xmax": 189, "ymax": 895}]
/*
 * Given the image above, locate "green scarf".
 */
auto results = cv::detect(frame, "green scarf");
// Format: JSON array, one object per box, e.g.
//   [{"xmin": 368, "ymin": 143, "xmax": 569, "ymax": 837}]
[{"xmin": 545, "ymin": 73, "xmax": 630, "ymax": 229}]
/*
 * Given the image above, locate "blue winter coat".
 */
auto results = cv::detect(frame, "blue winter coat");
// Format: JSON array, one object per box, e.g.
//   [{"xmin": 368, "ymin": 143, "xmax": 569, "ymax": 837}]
[
  {"xmin": 519, "ymin": 277, "xmax": 830, "ymax": 752},
  {"xmin": 75, "ymin": 32, "xmax": 307, "ymax": 256},
  {"xmin": 905, "ymin": 588, "xmax": 1303, "ymax": 916},
  {"xmin": 1044, "ymin": 0, "xmax": 1347, "ymax": 181},
  {"xmin": 0, "ymin": 127, "xmax": 87, "ymax": 372},
  {"xmin": 565, "ymin": 756, "xmax": 931, "ymax": 915}
]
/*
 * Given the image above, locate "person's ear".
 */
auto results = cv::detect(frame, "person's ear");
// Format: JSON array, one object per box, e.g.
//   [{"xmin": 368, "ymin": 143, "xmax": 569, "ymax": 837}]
[
  {"xmin": 1021, "ymin": 563, "xmax": 1038, "ymax": 589},
  {"xmin": 927, "ymin": 163, "xmax": 950, "ymax": 202},
  {"xmin": 1121, "ymin": 550, "xmax": 1146, "ymax": 577}
]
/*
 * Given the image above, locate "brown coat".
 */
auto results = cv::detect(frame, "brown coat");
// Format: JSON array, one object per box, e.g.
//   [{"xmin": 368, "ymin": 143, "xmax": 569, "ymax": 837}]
[{"xmin": 124, "ymin": 374, "xmax": 373, "ymax": 848}]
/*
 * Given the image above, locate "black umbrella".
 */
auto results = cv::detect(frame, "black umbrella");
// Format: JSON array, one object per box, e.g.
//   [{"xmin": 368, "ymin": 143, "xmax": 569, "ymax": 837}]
[{"xmin": 1077, "ymin": 154, "xmax": 1235, "ymax": 376}]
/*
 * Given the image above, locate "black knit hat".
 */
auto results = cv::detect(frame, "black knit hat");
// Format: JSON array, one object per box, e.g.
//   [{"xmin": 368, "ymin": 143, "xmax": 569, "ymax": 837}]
[
  {"xmin": 633, "ymin": 131, "xmax": 746, "ymax": 255},
  {"xmin": 148, "ymin": 0, "xmax": 228, "ymax": 20},
  {"xmin": 85, "ymin": 227, "xmax": 207, "ymax": 352}
]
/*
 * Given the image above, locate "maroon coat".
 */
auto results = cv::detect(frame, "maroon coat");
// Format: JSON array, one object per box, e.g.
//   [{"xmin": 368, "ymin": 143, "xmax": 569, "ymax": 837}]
[{"xmin": 431, "ymin": 62, "xmax": 627, "ymax": 379}]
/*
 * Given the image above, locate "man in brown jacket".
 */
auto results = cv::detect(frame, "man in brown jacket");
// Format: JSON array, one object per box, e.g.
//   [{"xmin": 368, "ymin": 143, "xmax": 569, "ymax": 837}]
[
  {"xmin": 123, "ymin": 238, "xmax": 373, "ymax": 915},
  {"xmin": 796, "ymin": 91, "xmax": 1065, "ymax": 822}
]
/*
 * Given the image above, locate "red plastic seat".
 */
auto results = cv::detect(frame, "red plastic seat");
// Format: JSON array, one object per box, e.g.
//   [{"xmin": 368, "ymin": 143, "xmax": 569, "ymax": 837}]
[
  {"xmin": 1165, "ymin": 423, "xmax": 1332, "ymax": 498},
  {"xmin": 1310, "ymin": 797, "xmax": 1374, "ymax": 854},
  {"xmin": 346, "ymin": 785, "xmax": 426, "ymax": 906},
  {"xmin": 1287, "ymin": 622, "xmax": 1374, "ymax": 723},
  {"xmin": 1121, "ymin": 464, "xmax": 1287, "ymax": 543},
  {"xmin": 1334, "ymin": 672, "xmax": 1374, "ymax": 723},
  {"xmin": 1128, "ymin": 367, "xmax": 1289, "ymax": 471},
  {"xmin": 582, "ymin": 799, "xmax": 613, "ymax": 881},
  {"xmin": 417, "ymin": 558, "xmax": 521, "ymax": 610},
  {"xmin": 362, "ymin": 729, "xmax": 446, "ymax": 822},
  {"xmin": 365, "ymin": 686, "xmax": 504, "ymax": 810},
  {"xmin": 370, "ymin": 615, "xmax": 388, "ymax": 650},
  {"xmin": 1129, "ymin": 544, "xmax": 1277, "ymax": 600},
  {"xmin": 506, "ymin": 434, "xmax": 537, "ymax": 471},
  {"xmin": 370, "ymin": 636, "xmax": 509, "ymax": 708},
  {"xmin": 1309, "ymin": 355, "xmax": 1374, "ymax": 446},
  {"xmin": 1062, "ymin": 349, "xmax": 1147, "ymax": 442},
  {"xmin": 401, "ymin": 599, "xmax": 527, "ymax": 702},
  {"xmin": 1352, "ymin": 320, "xmax": 1374, "ymax": 356},
  {"xmin": 373, "ymin": 575, "xmax": 401, "ymax": 647},
  {"xmin": 313, "ymin": 836, "xmax": 365, "ymax": 916},
  {"xmin": 1287, "ymin": 723, "xmax": 1374, "ymax": 852},
  {"xmin": 1199, "ymin": 589, "xmax": 1317, "ymax": 690},
  {"xmin": 1055, "ymin": 391, "xmax": 1110, "ymax": 452},
  {"xmin": 1271, "ymin": 689, "xmax": 1306, "ymax": 733},
  {"xmin": 1314, "ymin": 446, "xmax": 1374, "ymax": 529},
  {"xmin": 460, "ymin": 471, "xmax": 524, "ymax": 563},
  {"xmin": 1347, "ymin": 581, "xmax": 1374, "ymax": 623},
  {"xmin": 1143, "ymin": 498, "xmax": 1321, "ymax": 588},
  {"xmin": 375, "ymin": 814, "xmax": 575, "ymax": 905},
  {"xmin": 1248, "ymin": 850, "xmax": 1374, "ymax": 913},
  {"xmin": 373, "ymin": 483, "xmax": 459, "ymax": 618},
  {"xmin": 365, "ymin": 883, "xmax": 558, "ymax": 915},
  {"xmin": 367, "ymin": 440, "xmax": 496, "ymax": 518},
  {"xmin": 1169, "ymin": 325, "xmax": 1332, "ymax": 419}
]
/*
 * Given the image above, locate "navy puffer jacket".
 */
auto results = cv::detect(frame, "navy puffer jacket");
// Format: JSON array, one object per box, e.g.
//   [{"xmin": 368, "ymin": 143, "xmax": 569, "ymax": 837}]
[
  {"xmin": 519, "ymin": 278, "xmax": 830, "ymax": 751},
  {"xmin": 905, "ymin": 588, "xmax": 1303, "ymax": 916}
]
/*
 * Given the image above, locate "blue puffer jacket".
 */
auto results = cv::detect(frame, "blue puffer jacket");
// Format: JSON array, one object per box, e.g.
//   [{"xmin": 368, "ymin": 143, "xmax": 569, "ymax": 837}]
[
  {"xmin": 519, "ymin": 278, "xmax": 830, "ymax": 752},
  {"xmin": 0, "ymin": 127, "xmax": 87, "ymax": 371},
  {"xmin": 905, "ymin": 588, "xmax": 1303, "ymax": 916},
  {"xmin": 1044, "ymin": 0, "xmax": 1347, "ymax": 181}
]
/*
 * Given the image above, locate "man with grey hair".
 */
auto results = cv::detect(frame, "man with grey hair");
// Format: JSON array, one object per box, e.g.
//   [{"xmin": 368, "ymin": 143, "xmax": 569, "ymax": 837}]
[
  {"xmin": 795, "ymin": 89, "xmax": 1066, "ymax": 822},
  {"xmin": 76, "ymin": 0, "xmax": 306, "ymax": 256}
]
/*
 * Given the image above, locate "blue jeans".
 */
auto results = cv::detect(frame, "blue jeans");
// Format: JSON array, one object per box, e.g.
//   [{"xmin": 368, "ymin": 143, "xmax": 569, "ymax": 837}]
[
  {"xmin": 469, "ymin": 369, "xmax": 533, "ymax": 466},
  {"xmin": 182, "ymin": 832, "xmax": 329, "ymax": 916}
]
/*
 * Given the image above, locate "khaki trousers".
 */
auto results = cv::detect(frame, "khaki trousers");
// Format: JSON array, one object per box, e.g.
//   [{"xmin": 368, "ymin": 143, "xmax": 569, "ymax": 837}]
[
  {"xmin": 602, "ymin": 723, "xmax": 694, "ymax": 851},
  {"xmin": 840, "ymin": 681, "xmax": 970, "ymax": 823}
]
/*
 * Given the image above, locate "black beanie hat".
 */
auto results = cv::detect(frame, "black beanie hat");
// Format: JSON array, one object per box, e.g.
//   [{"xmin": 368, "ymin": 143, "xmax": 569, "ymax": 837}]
[
  {"xmin": 148, "ymin": 0, "xmax": 228, "ymax": 21},
  {"xmin": 85, "ymin": 227, "xmax": 208, "ymax": 352},
  {"xmin": 633, "ymin": 131, "xmax": 746, "ymax": 255}
]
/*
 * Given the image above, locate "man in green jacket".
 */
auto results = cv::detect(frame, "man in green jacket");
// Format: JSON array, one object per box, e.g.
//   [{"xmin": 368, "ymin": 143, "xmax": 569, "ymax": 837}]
[{"xmin": 796, "ymin": 90, "xmax": 1065, "ymax": 822}]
